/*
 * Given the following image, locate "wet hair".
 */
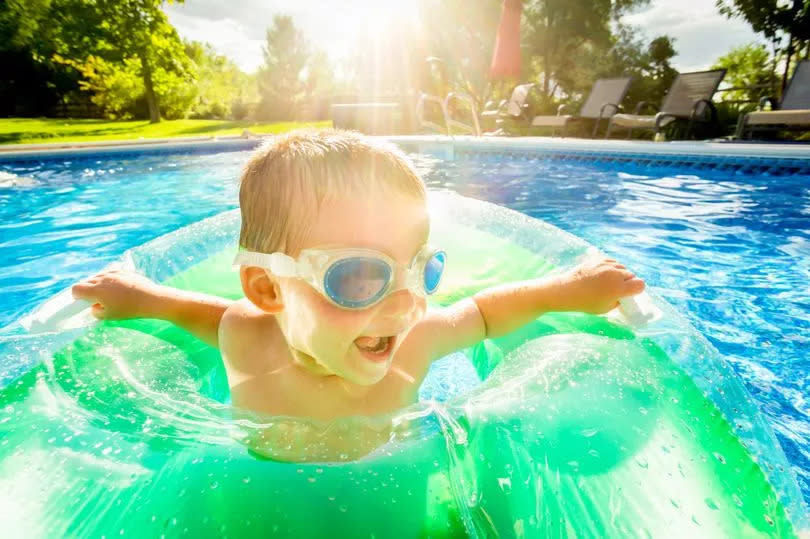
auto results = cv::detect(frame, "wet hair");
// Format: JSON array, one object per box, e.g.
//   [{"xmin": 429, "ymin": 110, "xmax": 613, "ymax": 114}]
[{"xmin": 238, "ymin": 129, "xmax": 427, "ymax": 255}]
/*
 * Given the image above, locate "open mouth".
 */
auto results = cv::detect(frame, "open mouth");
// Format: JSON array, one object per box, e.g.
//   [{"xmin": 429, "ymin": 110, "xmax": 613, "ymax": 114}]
[{"xmin": 354, "ymin": 335, "xmax": 395, "ymax": 360}]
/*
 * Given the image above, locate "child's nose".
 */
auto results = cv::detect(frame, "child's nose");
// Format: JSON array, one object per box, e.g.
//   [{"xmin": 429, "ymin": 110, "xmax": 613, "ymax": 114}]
[{"xmin": 377, "ymin": 288, "xmax": 423, "ymax": 319}]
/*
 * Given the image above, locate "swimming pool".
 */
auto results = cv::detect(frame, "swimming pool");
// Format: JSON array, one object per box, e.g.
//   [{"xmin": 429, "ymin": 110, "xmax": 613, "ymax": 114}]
[{"xmin": 1, "ymin": 137, "xmax": 808, "ymax": 510}]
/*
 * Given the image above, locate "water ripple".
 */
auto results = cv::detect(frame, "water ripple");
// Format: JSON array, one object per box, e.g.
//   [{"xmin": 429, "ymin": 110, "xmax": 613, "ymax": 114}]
[{"xmin": 424, "ymin": 156, "xmax": 810, "ymax": 504}]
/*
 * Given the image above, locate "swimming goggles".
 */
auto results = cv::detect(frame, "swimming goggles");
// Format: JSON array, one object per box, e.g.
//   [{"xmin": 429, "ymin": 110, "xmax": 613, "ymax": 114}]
[{"xmin": 233, "ymin": 246, "xmax": 446, "ymax": 309}]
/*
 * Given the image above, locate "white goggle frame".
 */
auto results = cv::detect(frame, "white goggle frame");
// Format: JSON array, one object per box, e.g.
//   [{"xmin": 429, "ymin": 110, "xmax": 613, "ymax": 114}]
[{"xmin": 233, "ymin": 245, "xmax": 444, "ymax": 309}]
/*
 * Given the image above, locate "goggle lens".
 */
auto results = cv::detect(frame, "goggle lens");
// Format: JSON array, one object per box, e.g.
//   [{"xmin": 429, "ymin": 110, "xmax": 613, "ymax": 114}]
[
  {"xmin": 321, "ymin": 249, "xmax": 446, "ymax": 309},
  {"xmin": 423, "ymin": 251, "xmax": 446, "ymax": 295},
  {"xmin": 323, "ymin": 257, "xmax": 391, "ymax": 308}
]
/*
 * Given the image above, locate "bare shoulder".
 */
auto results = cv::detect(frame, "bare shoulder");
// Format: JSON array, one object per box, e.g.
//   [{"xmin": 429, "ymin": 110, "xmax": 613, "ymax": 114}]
[{"xmin": 218, "ymin": 299, "xmax": 281, "ymax": 382}]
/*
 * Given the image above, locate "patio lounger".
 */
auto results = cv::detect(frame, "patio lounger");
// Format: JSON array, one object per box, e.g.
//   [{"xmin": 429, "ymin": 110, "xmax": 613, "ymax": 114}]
[
  {"xmin": 606, "ymin": 69, "xmax": 726, "ymax": 139},
  {"xmin": 530, "ymin": 76, "xmax": 632, "ymax": 137},
  {"xmin": 736, "ymin": 60, "xmax": 810, "ymax": 139},
  {"xmin": 481, "ymin": 83, "xmax": 538, "ymax": 133}
]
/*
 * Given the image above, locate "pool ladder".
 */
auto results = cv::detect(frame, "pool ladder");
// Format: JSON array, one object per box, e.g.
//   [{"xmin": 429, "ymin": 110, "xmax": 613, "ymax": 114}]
[{"xmin": 416, "ymin": 92, "xmax": 481, "ymax": 136}]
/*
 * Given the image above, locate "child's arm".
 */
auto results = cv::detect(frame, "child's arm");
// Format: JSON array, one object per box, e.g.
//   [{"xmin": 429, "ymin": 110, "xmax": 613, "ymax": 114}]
[
  {"xmin": 410, "ymin": 256, "xmax": 645, "ymax": 362},
  {"xmin": 472, "ymin": 256, "xmax": 644, "ymax": 337},
  {"xmin": 71, "ymin": 270, "xmax": 232, "ymax": 347}
]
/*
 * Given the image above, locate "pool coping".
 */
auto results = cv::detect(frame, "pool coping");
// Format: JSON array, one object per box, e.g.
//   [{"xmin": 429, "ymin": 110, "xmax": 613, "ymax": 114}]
[
  {"xmin": 387, "ymin": 135, "xmax": 810, "ymax": 160},
  {"xmin": 1, "ymin": 134, "xmax": 808, "ymax": 163},
  {"xmin": 0, "ymin": 133, "xmax": 260, "ymax": 161}
]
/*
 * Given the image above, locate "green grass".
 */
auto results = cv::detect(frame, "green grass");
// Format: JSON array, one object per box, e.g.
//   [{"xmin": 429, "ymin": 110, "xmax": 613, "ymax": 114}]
[{"xmin": 0, "ymin": 118, "xmax": 332, "ymax": 145}]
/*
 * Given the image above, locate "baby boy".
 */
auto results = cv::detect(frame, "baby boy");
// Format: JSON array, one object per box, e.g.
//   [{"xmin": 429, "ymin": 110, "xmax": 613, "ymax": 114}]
[{"xmin": 73, "ymin": 130, "xmax": 645, "ymax": 426}]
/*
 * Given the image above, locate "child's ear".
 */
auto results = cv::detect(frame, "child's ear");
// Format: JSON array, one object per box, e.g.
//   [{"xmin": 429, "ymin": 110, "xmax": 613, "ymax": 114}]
[{"xmin": 240, "ymin": 267, "xmax": 284, "ymax": 313}]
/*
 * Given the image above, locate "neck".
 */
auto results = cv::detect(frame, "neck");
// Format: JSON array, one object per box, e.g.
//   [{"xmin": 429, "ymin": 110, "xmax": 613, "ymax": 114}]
[{"xmin": 289, "ymin": 347, "xmax": 335, "ymax": 377}]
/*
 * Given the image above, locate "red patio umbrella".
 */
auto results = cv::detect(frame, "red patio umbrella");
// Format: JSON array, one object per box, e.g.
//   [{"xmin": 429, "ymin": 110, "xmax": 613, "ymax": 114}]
[{"xmin": 489, "ymin": 0, "xmax": 522, "ymax": 80}]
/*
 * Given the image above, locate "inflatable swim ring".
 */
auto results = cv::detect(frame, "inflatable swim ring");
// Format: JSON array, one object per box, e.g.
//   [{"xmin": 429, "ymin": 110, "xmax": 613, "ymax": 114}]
[{"xmin": 1, "ymin": 192, "xmax": 807, "ymax": 537}]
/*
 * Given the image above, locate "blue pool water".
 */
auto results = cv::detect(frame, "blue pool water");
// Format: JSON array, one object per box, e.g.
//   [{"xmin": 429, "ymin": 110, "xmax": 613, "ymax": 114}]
[{"xmin": 1, "ymin": 146, "xmax": 808, "ymax": 503}]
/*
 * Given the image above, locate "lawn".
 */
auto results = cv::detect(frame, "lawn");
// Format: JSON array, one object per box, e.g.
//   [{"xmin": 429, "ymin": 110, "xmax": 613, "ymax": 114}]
[{"xmin": 0, "ymin": 118, "xmax": 332, "ymax": 145}]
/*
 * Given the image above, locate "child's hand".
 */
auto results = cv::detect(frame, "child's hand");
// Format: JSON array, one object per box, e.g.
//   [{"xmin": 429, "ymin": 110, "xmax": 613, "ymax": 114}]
[
  {"xmin": 71, "ymin": 270, "xmax": 162, "ymax": 320},
  {"xmin": 555, "ymin": 257, "xmax": 645, "ymax": 314}
]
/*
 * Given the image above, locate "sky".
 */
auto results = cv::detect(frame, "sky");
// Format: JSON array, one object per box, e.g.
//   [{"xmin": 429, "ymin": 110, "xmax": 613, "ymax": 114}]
[{"xmin": 164, "ymin": 0, "xmax": 767, "ymax": 75}]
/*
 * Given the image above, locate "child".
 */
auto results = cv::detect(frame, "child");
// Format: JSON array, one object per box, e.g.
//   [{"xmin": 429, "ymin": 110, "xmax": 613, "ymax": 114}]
[{"xmin": 73, "ymin": 130, "xmax": 645, "ymax": 427}]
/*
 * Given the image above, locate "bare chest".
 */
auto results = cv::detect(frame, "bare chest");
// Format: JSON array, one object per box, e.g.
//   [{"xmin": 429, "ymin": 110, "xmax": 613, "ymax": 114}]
[{"xmin": 229, "ymin": 361, "xmax": 420, "ymax": 421}]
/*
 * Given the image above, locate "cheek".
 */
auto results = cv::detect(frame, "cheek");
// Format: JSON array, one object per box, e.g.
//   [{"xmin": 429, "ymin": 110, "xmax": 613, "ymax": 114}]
[
  {"xmin": 415, "ymin": 297, "xmax": 428, "ymax": 319},
  {"xmin": 406, "ymin": 297, "xmax": 428, "ymax": 329},
  {"xmin": 280, "ymin": 281, "xmax": 371, "ymax": 339}
]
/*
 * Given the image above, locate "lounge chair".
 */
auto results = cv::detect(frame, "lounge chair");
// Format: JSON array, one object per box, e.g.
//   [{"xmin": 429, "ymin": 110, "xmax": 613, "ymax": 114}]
[
  {"xmin": 606, "ymin": 69, "xmax": 726, "ymax": 139},
  {"xmin": 481, "ymin": 83, "xmax": 537, "ymax": 133},
  {"xmin": 530, "ymin": 77, "xmax": 632, "ymax": 137},
  {"xmin": 735, "ymin": 60, "xmax": 810, "ymax": 139}
]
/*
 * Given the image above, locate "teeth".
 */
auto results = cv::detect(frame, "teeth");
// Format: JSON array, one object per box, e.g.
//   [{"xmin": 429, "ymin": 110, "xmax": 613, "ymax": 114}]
[{"xmin": 355, "ymin": 336, "xmax": 389, "ymax": 353}]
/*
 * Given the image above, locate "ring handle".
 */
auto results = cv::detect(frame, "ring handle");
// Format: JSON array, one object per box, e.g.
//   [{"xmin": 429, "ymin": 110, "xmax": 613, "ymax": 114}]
[{"xmin": 19, "ymin": 289, "xmax": 93, "ymax": 334}]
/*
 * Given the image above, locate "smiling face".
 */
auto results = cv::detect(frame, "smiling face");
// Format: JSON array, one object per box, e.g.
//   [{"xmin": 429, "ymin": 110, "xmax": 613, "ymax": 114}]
[{"xmin": 272, "ymin": 190, "xmax": 431, "ymax": 386}]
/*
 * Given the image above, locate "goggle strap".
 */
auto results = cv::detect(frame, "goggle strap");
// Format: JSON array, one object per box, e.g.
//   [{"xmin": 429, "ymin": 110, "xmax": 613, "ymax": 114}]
[{"xmin": 232, "ymin": 250, "xmax": 297, "ymax": 277}]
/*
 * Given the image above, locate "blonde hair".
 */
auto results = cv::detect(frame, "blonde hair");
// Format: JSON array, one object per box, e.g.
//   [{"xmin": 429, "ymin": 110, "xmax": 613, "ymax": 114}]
[{"xmin": 238, "ymin": 129, "xmax": 426, "ymax": 255}]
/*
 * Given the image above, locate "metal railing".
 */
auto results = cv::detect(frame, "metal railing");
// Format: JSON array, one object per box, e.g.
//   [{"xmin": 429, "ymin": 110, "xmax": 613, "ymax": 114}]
[
  {"xmin": 415, "ymin": 93, "xmax": 449, "ymax": 135},
  {"xmin": 444, "ymin": 92, "xmax": 481, "ymax": 136},
  {"xmin": 416, "ymin": 92, "xmax": 482, "ymax": 136}
]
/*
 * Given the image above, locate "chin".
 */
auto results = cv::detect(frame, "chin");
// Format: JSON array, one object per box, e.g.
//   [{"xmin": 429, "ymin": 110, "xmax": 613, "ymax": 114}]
[
  {"xmin": 342, "ymin": 360, "xmax": 391, "ymax": 387},
  {"xmin": 361, "ymin": 371, "xmax": 389, "ymax": 386}
]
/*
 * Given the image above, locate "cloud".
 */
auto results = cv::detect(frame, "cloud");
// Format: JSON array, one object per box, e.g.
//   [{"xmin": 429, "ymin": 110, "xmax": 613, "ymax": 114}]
[
  {"xmin": 622, "ymin": 0, "xmax": 767, "ymax": 71},
  {"xmin": 165, "ymin": 0, "xmax": 276, "ymax": 39},
  {"xmin": 165, "ymin": 0, "xmax": 767, "ymax": 74},
  {"xmin": 164, "ymin": 0, "xmax": 390, "ymax": 73},
  {"xmin": 165, "ymin": 9, "xmax": 265, "ymax": 72}
]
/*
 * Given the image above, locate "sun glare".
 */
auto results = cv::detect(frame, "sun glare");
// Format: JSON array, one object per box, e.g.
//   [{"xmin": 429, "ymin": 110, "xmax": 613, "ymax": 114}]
[
  {"xmin": 340, "ymin": 0, "xmax": 426, "ymax": 95},
  {"xmin": 361, "ymin": 0, "xmax": 419, "ymax": 22}
]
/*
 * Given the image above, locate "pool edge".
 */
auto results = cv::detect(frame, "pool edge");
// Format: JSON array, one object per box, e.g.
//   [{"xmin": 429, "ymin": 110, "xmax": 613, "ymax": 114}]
[{"xmin": 2, "ymin": 135, "xmax": 808, "ymax": 164}]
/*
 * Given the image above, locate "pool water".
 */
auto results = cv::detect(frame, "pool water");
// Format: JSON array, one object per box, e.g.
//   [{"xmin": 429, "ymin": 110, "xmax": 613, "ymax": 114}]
[
  {"xmin": 0, "ymin": 151, "xmax": 242, "ymax": 326},
  {"xmin": 1, "ymin": 147, "xmax": 808, "ymax": 503}
]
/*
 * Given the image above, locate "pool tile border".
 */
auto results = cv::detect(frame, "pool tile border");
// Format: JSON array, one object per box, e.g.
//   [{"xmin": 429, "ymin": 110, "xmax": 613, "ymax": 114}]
[
  {"xmin": 1, "ymin": 135, "xmax": 809, "ymax": 175},
  {"xmin": 452, "ymin": 148, "xmax": 810, "ymax": 175},
  {"xmin": 389, "ymin": 136, "xmax": 810, "ymax": 176}
]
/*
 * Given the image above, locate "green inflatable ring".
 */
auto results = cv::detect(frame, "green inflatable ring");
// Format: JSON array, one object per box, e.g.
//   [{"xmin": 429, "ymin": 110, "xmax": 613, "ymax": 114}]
[{"xmin": 0, "ymin": 192, "xmax": 806, "ymax": 537}]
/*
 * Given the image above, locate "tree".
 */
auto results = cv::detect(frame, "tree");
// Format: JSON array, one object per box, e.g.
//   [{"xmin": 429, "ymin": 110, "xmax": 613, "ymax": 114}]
[
  {"xmin": 84, "ymin": 0, "xmax": 191, "ymax": 123},
  {"xmin": 300, "ymin": 50, "xmax": 335, "ymax": 119},
  {"xmin": 355, "ymin": 0, "xmax": 661, "ymax": 116},
  {"xmin": 348, "ymin": 17, "xmax": 427, "ymax": 98},
  {"xmin": 185, "ymin": 41, "xmax": 256, "ymax": 119},
  {"xmin": 639, "ymin": 36, "xmax": 678, "ymax": 104},
  {"xmin": 335, "ymin": 1, "xmax": 500, "ymax": 105},
  {"xmin": 0, "ymin": 0, "xmax": 192, "ymax": 121},
  {"xmin": 716, "ymin": 0, "xmax": 810, "ymax": 92},
  {"xmin": 257, "ymin": 16, "xmax": 311, "ymax": 120},
  {"xmin": 537, "ymin": 22, "xmax": 676, "ymax": 117},
  {"xmin": 569, "ymin": 24, "xmax": 647, "ymax": 100},
  {"xmin": 712, "ymin": 43, "xmax": 778, "ymax": 109},
  {"xmin": 0, "ymin": 0, "xmax": 86, "ymax": 116},
  {"xmin": 47, "ymin": 0, "xmax": 191, "ymax": 122},
  {"xmin": 255, "ymin": 16, "xmax": 334, "ymax": 121},
  {"xmin": 414, "ymin": 0, "xmax": 502, "ymax": 105},
  {"xmin": 522, "ymin": 0, "xmax": 651, "ymax": 103},
  {"xmin": 60, "ymin": 52, "xmax": 196, "ymax": 120}
]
